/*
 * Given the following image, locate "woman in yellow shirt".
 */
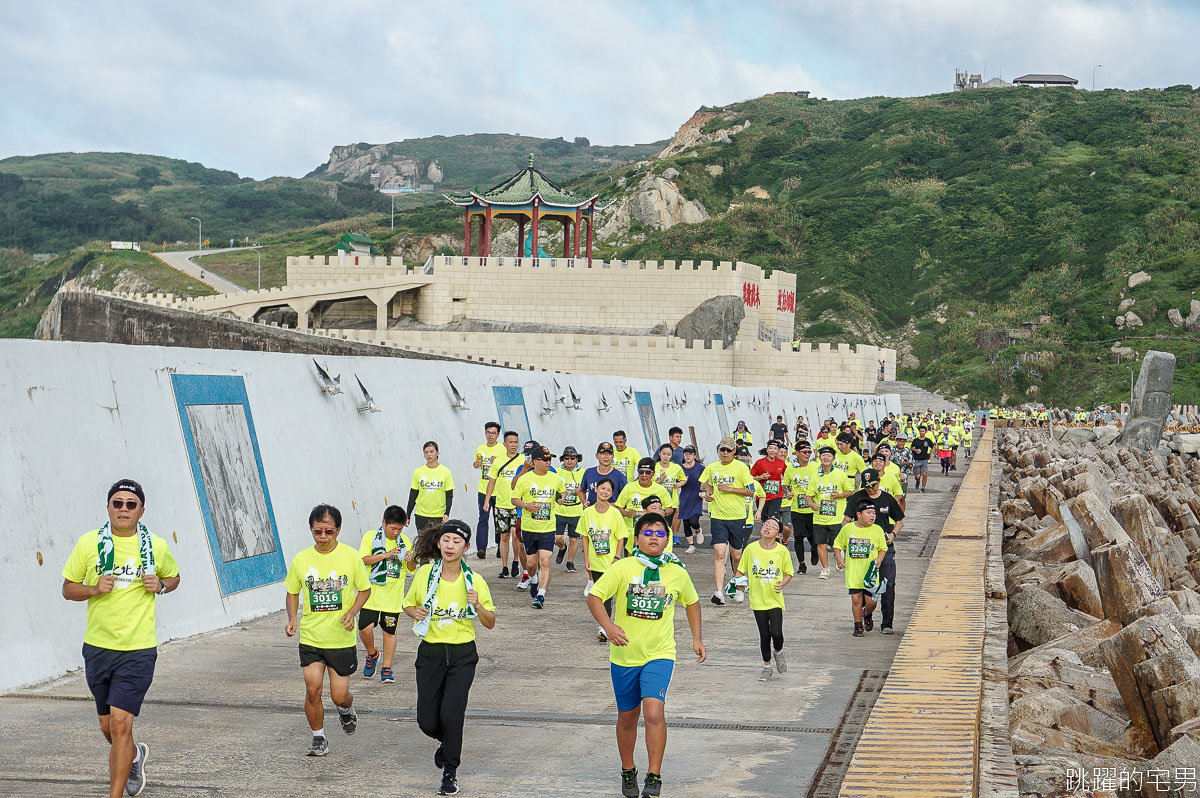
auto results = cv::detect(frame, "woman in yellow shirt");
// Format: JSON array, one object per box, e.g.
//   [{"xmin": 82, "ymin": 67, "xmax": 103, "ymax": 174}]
[{"xmin": 403, "ymin": 520, "xmax": 495, "ymax": 796}]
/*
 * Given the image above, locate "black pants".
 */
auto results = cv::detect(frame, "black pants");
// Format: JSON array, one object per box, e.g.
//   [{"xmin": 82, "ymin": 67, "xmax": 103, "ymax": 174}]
[
  {"xmin": 791, "ymin": 513, "xmax": 815, "ymax": 560},
  {"xmin": 681, "ymin": 516, "xmax": 701, "ymax": 540},
  {"xmin": 590, "ymin": 570, "xmax": 614, "ymax": 617},
  {"xmin": 416, "ymin": 515, "xmax": 442, "ymax": 533},
  {"xmin": 880, "ymin": 547, "xmax": 897, "ymax": 629},
  {"xmin": 753, "ymin": 608, "xmax": 784, "ymax": 663},
  {"xmin": 414, "ymin": 640, "xmax": 478, "ymax": 771}
]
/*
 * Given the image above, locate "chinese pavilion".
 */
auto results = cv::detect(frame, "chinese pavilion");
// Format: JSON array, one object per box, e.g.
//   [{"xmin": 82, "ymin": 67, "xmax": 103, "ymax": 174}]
[{"xmin": 443, "ymin": 156, "xmax": 605, "ymax": 264}]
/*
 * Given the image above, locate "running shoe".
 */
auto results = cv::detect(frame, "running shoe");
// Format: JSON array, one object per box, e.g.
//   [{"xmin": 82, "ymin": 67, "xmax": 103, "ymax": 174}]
[
  {"xmin": 881, "ymin": 627, "xmax": 895, "ymax": 635},
  {"xmin": 532, "ymin": 594, "xmax": 545, "ymax": 609},
  {"xmin": 853, "ymin": 622, "xmax": 865, "ymax": 637},
  {"xmin": 642, "ymin": 772, "xmax": 663, "ymax": 798},
  {"xmin": 798, "ymin": 562, "xmax": 807, "ymax": 574},
  {"xmin": 759, "ymin": 666, "xmax": 772, "ymax": 682},
  {"xmin": 685, "ymin": 545, "xmax": 696, "ymax": 554},
  {"xmin": 307, "ymin": 736, "xmax": 328, "ymax": 757},
  {"xmin": 338, "ymin": 706, "xmax": 357, "ymax": 734},
  {"xmin": 818, "ymin": 568, "xmax": 829, "ymax": 579},
  {"xmin": 439, "ymin": 769, "xmax": 459, "ymax": 795},
  {"xmin": 734, "ymin": 589, "xmax": 745, "ymax": 603},
  {"xmin": 434, "ymin": 744, "xmax": 445, "ymax": 769},
  {"xmin": 125, "ymin": 742, "xmax": 149, "ymax": 796},
  {"xmin": 621, "ymin": 768, "xmax": 640, "ymax": 798},
  {"xmin": 516, "ymin": 574, "xmax": 531, "ymax": 591},
  {"xmin": 511, "ymin": 560, "xmax": 520, "ymax": 576},
  {"xmin": 810, "ymin": 551, "xmax": 819, "ymax": 566},
  {"xmin": 696, "ymin": 531, "xmax": 704, "ymax": 545},
  {"xmin": 556, "ymin": 546, "xmax": 566, "ymax": 564},
  {"xmin": 565, "ymin": 562, "xmax": 577, "ymax": 573},
  {"xmin": 528, "ymin": 575, "xmax": 540, "ymax": 598},
  {"xmin": 774, "ymin": 650, "xmax": 787, "ymax": 674},
  {"xmin": 863, "ymin": 613, "xmax": 874, "ymax": 632},
  {"xmin": 380, "ymin": 667, "xmax": 394, "ymax": 683},
  {"xmin": 710, "ymin": 591, "xmax": 726, "ymax": 606},
  {"xmin": 363, "ymin": 650, "xmax": 379, "ymax": 678},
  {"xmin": 476, "ymin": 550, "xmax": 487, "ymax": 560},
  {"xmin": 498, "ymin": 567, "xmax": 510, "ymax": 579}
]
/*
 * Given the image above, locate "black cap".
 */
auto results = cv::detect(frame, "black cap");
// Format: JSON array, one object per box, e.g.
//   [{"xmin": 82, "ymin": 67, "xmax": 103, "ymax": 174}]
[
  {"xmin": 637, "ymin": 457, "xmax": 656, "ymax": 472},
  {"xmin": 682, "ymin": 445, "xmax": 697, "ymax": 454},
  {"xmin": 735, "ymin": 446, "xmax": 751, "ymax": 457},
  {"xmin": 530, "ymin": 445, "xmax": 553, "ymax": 461},
  {"xmin": 596, "ymin": 441, "xmax": 614, "ymax": 454},
  {"xmin": 108, "ymin": 479, "xmax": 145, "ymax": 505},
  {"xmin": 862, "ymin": 469, "xmax": 881, "ymax": 486},
  {"xmin": 795, "ymin": 439, "xmax": 812, "ymax": 451},
  {"xmin": 523, "ymin": 439, "xmax": 540, "ymax": 454}
]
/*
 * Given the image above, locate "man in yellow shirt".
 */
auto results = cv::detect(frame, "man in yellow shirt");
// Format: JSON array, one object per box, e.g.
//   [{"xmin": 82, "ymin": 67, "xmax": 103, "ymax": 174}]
[
  {"xmin": 62, "ymin": 479, "xmax": 181, "ymax": 798},
  {"xmin": 834, "ymin": 434, "xmax": 867, "ymax": 485},
  {"xmin": 698, "ymin": 437, "xmax": 757, "ymax": 605},
  {"xmin": 285, "ymin": 504, "xmax": 372, "ymax": 756},
  {"xmin": 612, "ymin": 430, "xmax": 642, "ymax": 483},
  {"xmin": 357, "ymin": 505, "xmax": 416, "ymax": 684},
  {"xmin": 513, "ymin": 444, "xmax": 562, "ymax": 609},
  {"xmin": 803, "ymin": 446, "xmax": 855, "ymax": 579},
  {"xmin": 408, "ymin": 441, "xmax": 455, "ymax": 532},
  {"xmin": 783, "ymin": 440, "xmax": 819, "ymax": 573},
  {"xmin": 616, "ymin": 458, "xmax": 672, "ymax": 555},
  {"xmin": 555, "ymin": 445, "xmax": 586, "ymax": 574},
  {"xmin": 483, "ymin": 431, "xmax": 525, "ymax": 581},
  {"xmin": 471, "ymin": 421, "xmax": 506, "ymax": 559},
  {"xmin": 587, "ymin": 513, "xmax": 705, "ymax": 798}
]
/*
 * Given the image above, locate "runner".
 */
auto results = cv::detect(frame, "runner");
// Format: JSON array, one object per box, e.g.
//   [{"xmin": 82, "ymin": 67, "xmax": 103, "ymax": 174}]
[
  {"xmin": 869, "ymin": 451, "xmax": 905, "ymax": 500},
  {"xmin": 794, "ymin": 416, "xmax": 809, "ymax": 443},
  {"xmin": 555, "ymin": 445, "xmax": 586, "ymax": 573},
  {"xmin": 734, "ymin": 446, "xmax": 767, "ymax": 603},
  {"xmin": 652, "ymin": 443, "xmax": 687, "ymax": 544},
  {"xmin": 587, "ymin": 513, "xmax": 705, "ymax": 798},
  {"xmin": 733, "ymin": 420, "xmax": 753, "ymax": 448},
  {"xmin": 408, "ymin": 441, "xmax": 455, "ymax": 532},
  {"xmin": 803, "ymin": 445, "xmax": 855, "ymax": 579},
  {"xmin": 284, "ymin": 504, "xmax": 372, "ymax": 756},
  {"xmin": 909, "ymin": 426, "xmax": 933, "ymax": 494},
  {"xmin": 581, "ymin": 441, "xmax": 629, "ymax": 509},
  {"xmin": 62, "ymin": 479, "xmax": 181, "ymax": 798},
  {"xmin": 472, "ymin": 422, "xmax": 506, "ymax": 559},
  {"xmin": 889, "ymin": 436, "xmax": 914, "ymax": 511},
  {"xmin": 512, "ymin": 444, "xmax": 562, "ymax": 608},
  {"xmin": 616, "ymin": 458, "xmax": 672, "ymax": 555},
  {"xmin": 783, "ymin": 440, "xmax": 818, "ymax": 574},
  {"xmin": 667, "ymin": 427, "xmax": 686, "ymax": 466},
  {"xmin": 357, "ymin": 505, "xmax": 416, "ymax": 683},
  {"xmin": 403, "ymin": 520, "xmax": 496, "ymax": 796},
  {"xmin": 612, "ymin": 430, "xmax": 642, "ymax": 483},
  {"xmin": 936, "ymin": 424, "xmax": 954, "ymax": 476},
  {"xmin": 676, "ymin": 446, "xmax": 705, "ymax": 552},
  {"xmin": 834, "ymin": 434, "xmax": 867, "ymax": 485},
  {"xmin": 750, "ymin": 439, "xmax": 788, "ymax": 523},
  {"xmin": 769, "ymin": 415, "xmax": 789, "ymax": 448},
  {"xmin": 482, "ymin": 431, "xmax": 525, "ymax": 580},
  {"xmin": 698, "ymin": 437, "xmax": 757, "ymax": 605},
  {"xmin": 844, "ymin": 470, "xmax": 904, "ymax": 634},
  {"xmin": 578, "ymin": 477, "xmax": 628, "ymax": 641},
  {"xmin": 734, "ymin": 517, "xmax": 794, "ymax": 681},
  {"xmin": 833, "ymin": 500, "xmax": 890, "ymax": 637}
]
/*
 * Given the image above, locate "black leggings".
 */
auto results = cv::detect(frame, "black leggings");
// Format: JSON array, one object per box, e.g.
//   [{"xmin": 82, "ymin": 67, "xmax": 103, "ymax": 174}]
[
  {"xmin": 753, "ymin": 608, "xmax": 784, "ymax": 663},
  {"xmin": 415, "ymin": 640, "xmax": 478, "ymax": 771},
  {"xmin": 681, "ymin": 516, "xmax": 701, "ymax": 540},
  {"xmin": 591, "ymin": 570, "xmax": 614, "ymax": 617}
]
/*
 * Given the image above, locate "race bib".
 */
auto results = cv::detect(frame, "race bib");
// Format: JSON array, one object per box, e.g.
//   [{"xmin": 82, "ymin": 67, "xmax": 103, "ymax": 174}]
[
  {"xmin": 592, "ymin": 535, "xmax": 611, "ymax": 555},
  {"xmin": 848, "ymin": 538, "xmax": 871, "ymax": 558},
  {"xmin": 560, "ymin": 492, "xmax": 579, "ymax": 506},
  {"xmin": 532, "ymin": 503, "xmax": 551, "ymax": 521},
  {"xmin": 819, "ymin": 499, "xmax": 837, "ymax": 516},
  {"xmin": 626, "ymin": 584, "xmax": 668, "ymax": 620},
  {"xmin": 386, "ymin": 558, "xmax": 402, "ymax": 579},
  {"xmin": 765, "ymin": 479, "xmax": 781, "ymax": 494},
  {"xmin": 309, "ymin": 589, "xmax": 342, "ymax": 612}
]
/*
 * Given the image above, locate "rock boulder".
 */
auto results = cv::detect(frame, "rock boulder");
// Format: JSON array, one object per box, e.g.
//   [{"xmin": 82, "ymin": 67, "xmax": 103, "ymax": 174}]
[{"xmin": 673, "ymin": 296, "xmax": 745, "ymax": 349}]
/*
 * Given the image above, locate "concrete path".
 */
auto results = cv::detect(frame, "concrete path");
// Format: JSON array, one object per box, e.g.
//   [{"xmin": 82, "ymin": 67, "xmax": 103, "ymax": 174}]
[
  {"xmin": 155, "ymin": 248, "xmax": 246, "ymax": 294},
  {"xmin": 3, "ymin": 467, "xmax": 969, "ymax": 798}
]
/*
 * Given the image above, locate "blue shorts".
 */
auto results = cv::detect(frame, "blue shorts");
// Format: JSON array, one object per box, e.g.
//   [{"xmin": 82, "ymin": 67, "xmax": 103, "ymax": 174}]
[
  {"xmin": 610, "ymin": 659, "xmax": 675, "ymax": 711},
  {"xmin": 83, "ymin": 643, "xmax": 157, "ymax": 716},
  {"xmin": 709, "ymin": 517, "xmax": 746, "ymax": 549}
]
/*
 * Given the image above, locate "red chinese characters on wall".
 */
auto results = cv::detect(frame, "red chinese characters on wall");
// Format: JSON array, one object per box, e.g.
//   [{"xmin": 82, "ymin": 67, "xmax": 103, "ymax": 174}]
[
  {"xmin": 777, "ymin": 289, "xmax": 795, "ymax": 313},
  {"xmin": 742, "ymin": 282, "xmax": 760, "ymax": 308}
]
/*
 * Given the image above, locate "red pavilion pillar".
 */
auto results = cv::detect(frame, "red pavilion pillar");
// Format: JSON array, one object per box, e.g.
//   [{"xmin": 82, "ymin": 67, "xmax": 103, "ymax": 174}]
[
  {"xmin": 573, "ymin": 208, "xmax": 581, "ymax": 259},
  {"xmin": 483, "ymin": 205, "xmax": 493, "ymax": 256},
  {"xmin": 531, "ymin": 199, "xmax": 540, "ymax": 259},
  {"xmin": 463, "ymin": 208, "xmax": 471, "ymax": 257}
]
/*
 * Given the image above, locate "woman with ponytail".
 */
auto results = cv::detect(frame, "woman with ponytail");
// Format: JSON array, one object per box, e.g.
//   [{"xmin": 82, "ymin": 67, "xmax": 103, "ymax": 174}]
[{"xmin": 403, "ymin": 520, "xmax": 495, "ymax": 796}]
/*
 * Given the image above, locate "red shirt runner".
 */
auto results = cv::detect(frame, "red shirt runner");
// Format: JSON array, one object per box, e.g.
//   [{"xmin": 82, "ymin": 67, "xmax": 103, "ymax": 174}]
[{"xmin": 751, "ymin": 457, "xmax": 788, "ymax": 500}]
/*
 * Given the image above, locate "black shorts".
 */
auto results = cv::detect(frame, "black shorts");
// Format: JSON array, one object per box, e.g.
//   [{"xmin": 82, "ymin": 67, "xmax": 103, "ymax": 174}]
[
  {"xmin": 83, "ymin": 643, "xmax": 157, "ymax": 717},
  {"xmin": 792, "ymin": 512, "xmax": 814, "ymax": 539},
  {"xmin": 556, "ymin": 514, "xmax": 581, "ymax": 538},
  {"xmin": 813, "ymin": 523, "xmax": 839, "ymax": 546},
  {"xmin": 298, "ymin": 644, "xmax": 358, "ymax": 676},
  {"xmin": 523, "ymin": 531, "xmax": 556, "ymax": 555},
  {"xmin": 848, "ymin": 588, "xmax": 869, "ymax": 596},
  {"xmin": 762, "ymin": 497, "xmax": 783, "ymax": 521},
  {"xmin": 415, "ymin": 515, "xmax": 441, "ymax": 532},
  {"xmin": 357, "ymin": 609, "xmax": 401, "ymax": 633}
]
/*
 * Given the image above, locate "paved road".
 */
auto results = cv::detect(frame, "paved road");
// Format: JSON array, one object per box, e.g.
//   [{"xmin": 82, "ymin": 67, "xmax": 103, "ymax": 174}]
[
  {"xmin": 155, "ymin": 248, "xmax": 245, "ymax": 294},
  {"xmin": 2, "ymin": 467, "xmax": 969, "ymax": 797}
]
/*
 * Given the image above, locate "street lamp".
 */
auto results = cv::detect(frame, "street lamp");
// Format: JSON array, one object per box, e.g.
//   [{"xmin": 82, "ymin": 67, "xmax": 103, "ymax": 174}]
[
  {"xmin": 1092, "ymin": 64, "xmax": 1102, "ymax": 91},
  {"xmin": 255, "ymin": 246, "xmax": 262, "ymax": 290},
  {"xmin": 189, "ymin": 216, "xmax": 202, "ymax": 260}
]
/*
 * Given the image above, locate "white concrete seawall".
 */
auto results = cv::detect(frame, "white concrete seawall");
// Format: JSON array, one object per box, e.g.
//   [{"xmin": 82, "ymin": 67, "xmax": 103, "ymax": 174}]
[{"xmin": 2, "ymin": 339, "xmax": 899, "ymax": 691}]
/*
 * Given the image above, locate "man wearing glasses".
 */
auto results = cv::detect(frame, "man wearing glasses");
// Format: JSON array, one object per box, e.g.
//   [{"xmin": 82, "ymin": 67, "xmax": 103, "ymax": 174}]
[
  {"xmin": 62, "ymin": 479, "xmax": 181, "ymax": 798},
  {"xmin": 698, "ymin": 437, "xmax": 757, "ymax": 606}
]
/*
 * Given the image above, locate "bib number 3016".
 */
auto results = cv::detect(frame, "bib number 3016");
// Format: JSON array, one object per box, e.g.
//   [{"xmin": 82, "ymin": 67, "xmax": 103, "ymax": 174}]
[{"xmin": 310, "ymin": 590, "xmax": 343, "ymax": 612}]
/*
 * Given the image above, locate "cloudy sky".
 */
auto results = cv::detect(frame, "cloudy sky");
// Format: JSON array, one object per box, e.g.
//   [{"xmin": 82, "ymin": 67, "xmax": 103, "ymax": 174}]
[{"xmin": 3, "ymin": 0, "xmax": 1198, "ymax": 178}]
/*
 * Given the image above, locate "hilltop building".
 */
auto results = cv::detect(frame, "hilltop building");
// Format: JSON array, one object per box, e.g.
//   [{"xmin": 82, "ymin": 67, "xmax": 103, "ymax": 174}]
[{"xmin": 1012, "ymin": 74, "xmax": 1078, "ymax": 88}]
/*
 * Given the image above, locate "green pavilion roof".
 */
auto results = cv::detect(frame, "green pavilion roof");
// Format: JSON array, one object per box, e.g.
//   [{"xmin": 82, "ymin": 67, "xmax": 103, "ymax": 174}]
[{"xmin": 444, "ymin": 156, "xmax": 598, "ymax": 209}]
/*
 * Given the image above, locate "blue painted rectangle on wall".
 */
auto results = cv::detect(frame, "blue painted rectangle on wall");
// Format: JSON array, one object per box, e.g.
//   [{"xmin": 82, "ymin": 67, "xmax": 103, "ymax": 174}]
[
  {"xmin": 170, "ymin": 374, "xmax": 285, "ymax": 595},
  {"xmin": 492, "ymin": 386, "xmax": 532, "ymax": 442},
  {"xmin": 635, "ymin": 391, "xmax": 660, "ymax": 453}
]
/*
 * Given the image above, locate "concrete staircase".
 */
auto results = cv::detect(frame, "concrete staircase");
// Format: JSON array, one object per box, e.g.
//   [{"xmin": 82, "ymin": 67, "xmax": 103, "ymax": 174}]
[{"xmin": 875, "ymin": 380, "xmax": 965, "ymax": 414}]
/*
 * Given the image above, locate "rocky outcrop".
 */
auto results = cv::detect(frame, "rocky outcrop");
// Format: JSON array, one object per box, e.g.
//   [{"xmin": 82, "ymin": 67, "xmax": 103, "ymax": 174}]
[
  {"xmin": 1119, "ymin": 350, "xmax": 1176, "ymax": 450},
  {"xmin": 1128, "ymin": 270, "xmax": 1152, "ymax": 288},
  {"xmin": 596, "ymin": 174, "xmax": 710, "ymax": 242},
  {"xmin": 673, "ymin": 296, "xmax": 744, "ymax": 349},
  {"xmin": 658, "ymin": 110, "xmax": 750, "ymax": 158},
  {"xmin": 319, "ymin": 143, "xmax": 443, "ymax": 185}
]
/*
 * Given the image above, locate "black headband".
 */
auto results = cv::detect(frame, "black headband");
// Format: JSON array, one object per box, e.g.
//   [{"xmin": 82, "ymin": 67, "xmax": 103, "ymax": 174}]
[
  {"xmin": 107, "ymin": 479, "xmax": 145, "ymax": 505},
  {"xmin": 439, "ymin": 520, "xmax": 471, "ymax": 543}
]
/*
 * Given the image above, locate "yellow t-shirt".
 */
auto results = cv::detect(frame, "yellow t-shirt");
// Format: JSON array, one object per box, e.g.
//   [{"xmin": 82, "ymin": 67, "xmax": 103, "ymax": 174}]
[
  {"xmin": 403, "ymin": 563, "xmax": 495, "ymax": 645},
  {"xmin": 411, "ymin": 464, "xmax": 455, "ymax": 518},
  {"xmin": 784, "ymin": 462, "xmax": 819, "ymax": 515},
  {"xmin": 807, "ymin": 467, "xmax": 854, "ymax": 526},
  {"xmin": 62, "ymin": 529, "xmax": 180, "ymax": 651},
  {"xmin": 474, "ymin": 442, "xmax": 507, "ymax": 494},
  {"xmin": 490, "ymin": 453, "xmax": 524, "ymax": 511},
  {"xmin": 358, "ymin": 529, "xmax": 415, "ymax": 613},
  {"xmin": 590, "ymin": 556, "xmax": 699, "ymax": 667},
  {"xmin": 612, "ymin": 446, "xmax": 642, "ymax": 482},
  {"xmin": 513, "ymin": 470, "xmax": 561, "ymax": 533},
  {"xmin": 556, "ymin": 467, "xmax": 585, "ymax": 519},
  {"xmin": 833, "ymin": 523, "xmax": 888, "ymax": 589},
  {"xmin": 738, "ymin": 540, "xmax": 795, "ymax": 611},
  {"xmin": 284, "ymin": 543, "xmax": 370, "ymax": 649},
  {"xmin": 745, "ymin": 479, "xmax": 766, "ymax": 525},
  {"xmin": 879, "ymin": 473, "xmax": 905, "ymax": 498},
  {"xmin": 697, "ymin": 460, "xmax": 756, "ymax": 520},
  {"xmin": 834, "ymin": 450, "xmax": 867, "ymax": 480},
  {"xmin": 652, "ymin": 462, "xmax": 687, "ymax": 509},
  {"xmin": 577, "ymin": 504, "xmax": 627, "ymax": 573},
  {"xmin": 616, "ymin": 481, "xmax": 673, "ymax": 553}
]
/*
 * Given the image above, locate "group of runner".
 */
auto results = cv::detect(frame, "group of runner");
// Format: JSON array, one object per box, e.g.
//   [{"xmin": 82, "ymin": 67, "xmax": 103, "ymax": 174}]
[{"xmin": 62, "ymin": 407, "xmax": 977, "ymax": 797}]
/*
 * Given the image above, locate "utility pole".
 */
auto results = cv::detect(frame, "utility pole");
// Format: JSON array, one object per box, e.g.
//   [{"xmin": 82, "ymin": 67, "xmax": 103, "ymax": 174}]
[
  {"xmin": 1092, "ymin": 64, "xmax": 1102, "ymax": 91},
  {"xmin": 256, "ymin": 247, "xmax": 262, "ymax": 290}
]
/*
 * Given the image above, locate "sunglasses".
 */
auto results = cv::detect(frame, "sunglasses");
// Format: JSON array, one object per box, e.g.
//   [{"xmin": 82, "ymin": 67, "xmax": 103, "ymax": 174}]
[
  {"xmin": 718, "ymin": 447, "xmax": 734, "ymax": 453},
  {"xmin": 640, "ymin": 529, "xmax": 669, "ymax": 538},
  {"xmin": 110, "ymin": 500, "xmax": 140, "ymax": 510},
  {"xmin": 311, "ymin": 529, "xmax": 336, "ymax": 537},
  {"xmin": 638, "ymin": 469, "xmax": 654, "ymax": 474}
]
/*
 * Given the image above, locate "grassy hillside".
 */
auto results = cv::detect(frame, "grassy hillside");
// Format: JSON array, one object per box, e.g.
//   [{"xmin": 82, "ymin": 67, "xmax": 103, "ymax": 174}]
[{"xmin": 592, "ymin": 86, "xmax": 1200, "ymax": 406}]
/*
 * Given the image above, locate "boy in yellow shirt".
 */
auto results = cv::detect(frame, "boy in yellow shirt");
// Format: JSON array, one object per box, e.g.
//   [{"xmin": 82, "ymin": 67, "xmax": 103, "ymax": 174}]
[
  {"xmin": 833, "ymin": 501, "xmax": 889, "ymax": 638},
  {"xmin": 357, "ymin": 505, "xmax": 416, "ymax": 684}
]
